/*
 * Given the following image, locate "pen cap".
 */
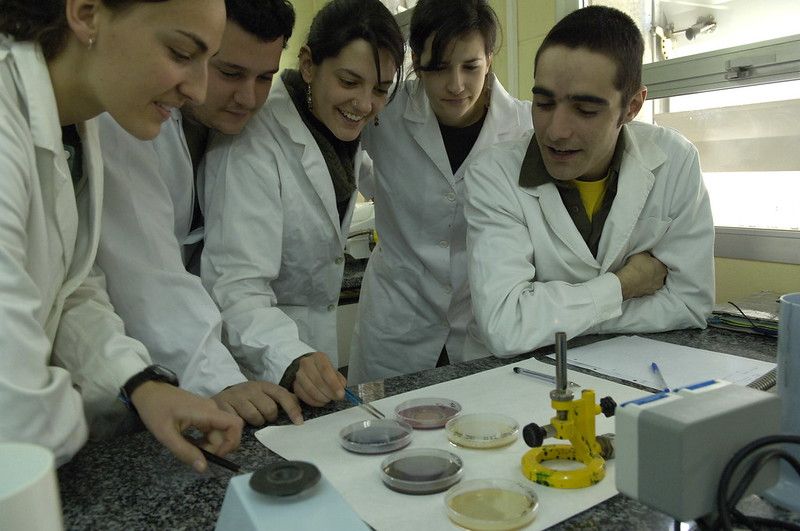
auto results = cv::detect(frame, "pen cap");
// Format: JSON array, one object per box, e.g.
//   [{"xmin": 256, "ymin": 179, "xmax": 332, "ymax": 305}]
[{"xmin": 763, "ymin": 292, "xmax": 800, "ymax": 512}]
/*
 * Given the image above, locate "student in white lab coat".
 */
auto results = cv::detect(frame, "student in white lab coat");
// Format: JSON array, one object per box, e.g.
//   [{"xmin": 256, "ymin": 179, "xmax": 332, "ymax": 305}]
[
  {"xmin": 202, "ymin": 0, "xmax": 405, "ymax": 404},
  {"xmin": 96, "ymin": 1, "xmax": 305, "ymax": 428},
  {"xmin": 0, "ymin": 0, "xmax": 242, "ymax": 471},
  {"xmin": 347, "ymin": 0, "xmax": 533, "ymax": 385},
  {"xmin": 464, "ymin": 6, "xmax": 715, "ymax": 357}
]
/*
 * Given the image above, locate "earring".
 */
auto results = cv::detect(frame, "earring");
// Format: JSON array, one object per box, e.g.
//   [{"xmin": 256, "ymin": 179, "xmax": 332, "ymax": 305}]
[
  {"xmin": 88, "ymin": 35, "xmax": 95, "ymax": 50},
  {"xmin": 305, "ymin": 84, "xmax": 313, "ymax": 112},
  {"xmin": 374, "ymin": 114, "xmax": 380, "ymax": 127},
  {"xmin": 483, "ymin": 76, "xmax": 492, "ymax": 110}
]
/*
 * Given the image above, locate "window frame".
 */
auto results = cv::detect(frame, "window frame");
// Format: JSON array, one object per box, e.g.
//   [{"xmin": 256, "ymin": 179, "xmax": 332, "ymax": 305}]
[{"xmin": 643, "ymin": 34, "xmax": 800, "ymax": 265}]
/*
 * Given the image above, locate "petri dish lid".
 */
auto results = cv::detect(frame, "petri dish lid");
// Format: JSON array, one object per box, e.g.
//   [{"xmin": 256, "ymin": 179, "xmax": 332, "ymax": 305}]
[
  {"xmin": 394, "ymin": 397, "xmax": 462, "ymax": 429},
  {"xmin": 445, "ymin": 413, "xmax": 519, "ymax": 449},
  {"xmin": 445, "ymin": 478, "xmax": 539, "ymax": 531},
  {"xmin": 380, "ymin": 448, "xmax": 463, "ymax": 495},
  {"xmin": 339, "ymin": 418, "xmax": 413, "ymax": 454},
  {"xmin": 249, "ymin": 461, "xmax": 321, "ymax": 497}
]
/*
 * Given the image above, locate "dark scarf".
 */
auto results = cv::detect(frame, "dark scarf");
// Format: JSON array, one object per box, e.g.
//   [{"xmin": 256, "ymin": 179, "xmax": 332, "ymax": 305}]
[{"xmin": 282, "ymin": 69, "xmax": 358, "ymax": 219}]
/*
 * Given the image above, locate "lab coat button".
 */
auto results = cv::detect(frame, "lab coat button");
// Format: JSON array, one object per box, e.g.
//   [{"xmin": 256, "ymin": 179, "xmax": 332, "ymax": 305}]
[
  {"xmin": 438, "ymin": 240, "xmax": 449, "ymax": 248},
  {"xmin": 327, "ymin": 304, "xmax": 336, "ymax": 312},
  {"xmin": 335, "ymin": 256, "xmax": 344, "ymax": 264},
  {"xmin": 445, "ymin": 192, "xmax": 456, "ymax": 202}
]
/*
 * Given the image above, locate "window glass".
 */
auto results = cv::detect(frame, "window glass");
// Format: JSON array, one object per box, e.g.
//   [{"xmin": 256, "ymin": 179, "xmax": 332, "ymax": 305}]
[{"xmin": 593, "ymin": 0, "xmax": 800, "ymax": 243}]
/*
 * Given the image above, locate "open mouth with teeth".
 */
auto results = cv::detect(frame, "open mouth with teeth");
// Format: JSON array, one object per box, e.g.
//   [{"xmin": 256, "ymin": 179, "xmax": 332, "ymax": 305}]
[
  {"xmin": 338, "ymin": 108, "xmax": 366, "ymax": 123},
  {"xmin": 548, "ymin": 146, "xmax": 580, "ymax": 156}
]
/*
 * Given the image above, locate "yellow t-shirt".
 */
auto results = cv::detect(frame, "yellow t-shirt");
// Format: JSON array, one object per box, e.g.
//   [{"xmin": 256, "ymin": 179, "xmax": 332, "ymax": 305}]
[{"xmin": 572, "ymin": 174, "xmax": 609, "ymax": 221}]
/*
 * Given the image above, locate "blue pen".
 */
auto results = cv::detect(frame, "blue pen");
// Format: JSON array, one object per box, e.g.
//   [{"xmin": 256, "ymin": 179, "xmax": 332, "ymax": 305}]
[{"xmin": 650, "ymin": 362, "xmax": 670, "ymax": 392}]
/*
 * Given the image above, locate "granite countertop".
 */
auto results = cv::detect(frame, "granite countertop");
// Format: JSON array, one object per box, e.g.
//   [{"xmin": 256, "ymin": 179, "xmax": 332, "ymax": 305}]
[
  {"xmin": 58, "ymin": 327, "xmax": 798, "ymax": 530},
  {"xmin": 342, "ymin": 256, "xmax": 367, "ymax": 291}
]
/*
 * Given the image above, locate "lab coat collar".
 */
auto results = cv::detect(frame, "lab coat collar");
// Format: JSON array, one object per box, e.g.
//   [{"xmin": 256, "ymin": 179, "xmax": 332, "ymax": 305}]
[
  {"xmin": 402, "ymin": 74, "xmax": 525, "ymax": 183},
  {"xmin": 517, "ymin": 124, "xmax": 666, "ymax": 269},
  {"xmin": 7, "ymin": 39, "xmax": 64, "ymax": 157},
  {"xmin": 270, "ymin": 73, "xmax": 351, "ymax": 239},
  {"xmin": 596, "ymin": 124, "xmax": 663, "ymax": 269}
]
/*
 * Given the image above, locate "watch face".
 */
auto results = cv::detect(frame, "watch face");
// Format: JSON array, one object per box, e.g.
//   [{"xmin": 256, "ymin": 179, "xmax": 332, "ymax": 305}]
[{"xmin": 149, "ymin": 365, "xmax": 178, "ymax": 383}]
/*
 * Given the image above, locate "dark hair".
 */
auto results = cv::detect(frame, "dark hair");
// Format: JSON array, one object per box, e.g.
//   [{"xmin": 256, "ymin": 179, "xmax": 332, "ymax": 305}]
[
  {"xmin": 306, "ymin": 0, "xmax": 405, "ymax": 101},
  {"xmin": 0, "ymin": 1, "xmax": 169, "ymax": 60},
  {"xmin": 409, "ymin": 0, "xmax": 499, "ymax": 72},
  {"xmin": 226, "ymin": 0, "xmax": 295, "ymax": 47},
  {"xmin": 535, "ymin": 5, "xmax": 644, "ymax": 104}
]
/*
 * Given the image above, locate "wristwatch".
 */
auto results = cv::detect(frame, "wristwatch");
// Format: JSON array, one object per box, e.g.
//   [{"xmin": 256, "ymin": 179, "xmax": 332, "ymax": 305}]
[{"xmin": 119, "ymin": 365, "xmax": 179, "ymax": 411}]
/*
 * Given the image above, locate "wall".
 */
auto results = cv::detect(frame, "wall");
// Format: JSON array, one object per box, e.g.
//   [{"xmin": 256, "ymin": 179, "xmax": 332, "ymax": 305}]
[{"xmin": 715, "ymin": 259, "xmax": 800, "ymax": 303}]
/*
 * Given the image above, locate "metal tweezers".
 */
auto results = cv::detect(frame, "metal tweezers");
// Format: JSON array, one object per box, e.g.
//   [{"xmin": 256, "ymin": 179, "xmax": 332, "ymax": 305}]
[{"xmin": 344, "ymin": 388, "xmax": 385, "ymax": 420}]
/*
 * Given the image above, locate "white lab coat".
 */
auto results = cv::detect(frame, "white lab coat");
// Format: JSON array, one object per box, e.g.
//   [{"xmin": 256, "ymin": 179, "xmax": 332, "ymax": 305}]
[
  {"xmin": 464, "ymin": 124, "xmax": 715, "ymax": 358},
  {"xmin": 95, "ymin": 111, "xmax": 247, "ymax": 397},
  {"xmin": 0, "ymin": 37, "xmax": 149, "ymax": 465},
  {"xmin": 347, "ymin": 75, "xmax": 532, "ymax": 384},
  {"xmin": 201, "ymin": 74, "xmax": 358, "ymax": 384}
]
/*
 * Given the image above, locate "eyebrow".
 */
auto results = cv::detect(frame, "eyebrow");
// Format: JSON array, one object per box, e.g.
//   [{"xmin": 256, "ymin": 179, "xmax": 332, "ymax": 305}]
[
  {"xmin": 176, "ymin": 30, "xmax": 209, "ymax": 54},
  {"xmin": 214, "ymin": 60, "xmax": 280, "ymax": 75},
  {"xmin": 337, "ymin": 68, "xmax": 394, "ymax": 87},
  {"xmin": 532, "ymin": 86, "xmax": 610, "ymax": 106}
]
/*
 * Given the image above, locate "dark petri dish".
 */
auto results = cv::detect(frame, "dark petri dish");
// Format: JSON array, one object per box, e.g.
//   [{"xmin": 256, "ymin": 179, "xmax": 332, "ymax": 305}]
[
  {"xmin": 394, "ymin": 398, "xmax": 462, "ymax": 429},
  {"xmin": 381, "ymin": 448, "xmax": 463, "ymax": 494},
  {"xmin": 339, "ymin": 419, "xmax": 413, "ymax": 454}
]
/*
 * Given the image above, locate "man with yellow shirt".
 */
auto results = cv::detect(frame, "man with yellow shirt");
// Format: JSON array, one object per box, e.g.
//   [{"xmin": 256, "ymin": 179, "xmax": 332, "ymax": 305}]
[{"xmin": 463, "ymin": 5, "xmax": 715, "ymax": 357}]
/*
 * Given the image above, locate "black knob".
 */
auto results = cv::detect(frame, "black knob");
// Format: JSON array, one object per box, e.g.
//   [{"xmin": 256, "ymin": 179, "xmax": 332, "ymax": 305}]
[
  {"xmin": 522, "ymin": 423, "xmax": 547, "ymax": 447},
  {"xmin": 600, "ymin": 396, "xmax": 616, "ymax": 417}
]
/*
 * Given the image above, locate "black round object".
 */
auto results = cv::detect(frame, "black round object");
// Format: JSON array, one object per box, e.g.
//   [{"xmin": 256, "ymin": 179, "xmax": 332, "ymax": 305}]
[
  {"xmin": 522, "ymin": 423, "xmax": 546, "ymax": 448},
  {"xmin": 600, "ymin": 396, "xmax": 617, "ymax": 417},
  {"xmin": 249, "ymin": 461, "xmax": 321, "ymax": 496}
]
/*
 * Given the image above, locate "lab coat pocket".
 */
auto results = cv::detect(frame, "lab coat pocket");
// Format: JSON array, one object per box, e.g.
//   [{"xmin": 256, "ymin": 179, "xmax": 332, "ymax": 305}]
[{"xmin": 359, "ymin": 255, "xmax": 419, "ymax": 337}]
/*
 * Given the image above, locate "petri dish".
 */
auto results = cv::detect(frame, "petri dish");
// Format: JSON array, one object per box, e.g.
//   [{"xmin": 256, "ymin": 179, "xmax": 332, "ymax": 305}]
[
  {"xmin": 445, "ymin": 413, "xmax": 519, "ymax": 449},
  {"xmin": 445, "ymin": 478, "xmax": 539, "ymax": 530},
  {"xmin": 394, "ymin": 397, "xmax": 462, "ymax": 429},
  {"xmin": 380, "ymin": 448, "xmax": 463, "ymax": 494},
  {"xmin": 339, "ymin": 418, "xmax": 413, "ymax": 454}
]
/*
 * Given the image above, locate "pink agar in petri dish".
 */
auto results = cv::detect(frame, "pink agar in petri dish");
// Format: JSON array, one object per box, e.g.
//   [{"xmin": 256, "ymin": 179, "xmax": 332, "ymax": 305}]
[{"xmin": 394, "ymin": 398, "xmax": 462, "ymax": 429}]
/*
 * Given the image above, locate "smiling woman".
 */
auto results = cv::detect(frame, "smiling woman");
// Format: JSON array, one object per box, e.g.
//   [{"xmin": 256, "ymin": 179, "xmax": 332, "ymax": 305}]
[
  {"xmin": 0, "ymin": 0, "xmax": 243, "ymax": 473},
  {"xmin": 199, "ymin": 0, "xmax": 405, "ymax": 407}
]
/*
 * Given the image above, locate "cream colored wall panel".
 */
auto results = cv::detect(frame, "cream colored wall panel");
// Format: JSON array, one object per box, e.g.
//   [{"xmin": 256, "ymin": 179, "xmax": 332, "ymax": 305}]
[
  {"xmin": 517, "ymin": 0, "xmax": 556, "ymax": 42},
  {"xmin": 516, "ymin": 37, "xmax": 543, "ymax": 99},
  {"xmin": 715, "ymin": 258, "xmax": 800, "ymax": 303}
]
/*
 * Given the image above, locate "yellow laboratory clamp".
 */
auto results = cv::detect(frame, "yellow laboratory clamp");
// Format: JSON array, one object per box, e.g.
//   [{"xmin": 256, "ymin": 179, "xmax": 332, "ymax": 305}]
[{"xmin": 521, "ymin": 332, "xmax": 616, "ymax": 489}]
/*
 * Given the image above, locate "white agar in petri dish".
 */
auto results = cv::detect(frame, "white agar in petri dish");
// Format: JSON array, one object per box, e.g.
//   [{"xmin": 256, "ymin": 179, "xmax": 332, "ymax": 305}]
[
  {"xmin": 445, "ymin": 478, "xmax": 539, "ymax": 530},
  {"xmin": 445, "ymin": 413, "xmax": 519, "ymax": 449}
]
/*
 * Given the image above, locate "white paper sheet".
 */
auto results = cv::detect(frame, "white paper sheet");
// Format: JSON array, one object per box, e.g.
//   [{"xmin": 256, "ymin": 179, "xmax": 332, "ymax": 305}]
[
  {"xmin": 256, "ymin": 359, "xmax": 648, "ymax": 530},
  {"xmin": 550, "ymin": 336, "xmax": 776, "ymax": 390}
]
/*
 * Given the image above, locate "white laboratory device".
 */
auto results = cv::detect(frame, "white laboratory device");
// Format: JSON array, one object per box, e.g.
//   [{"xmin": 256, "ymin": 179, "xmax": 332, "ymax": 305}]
[
  {"xmin": 216, "ymin": 471, "xmax": 369, "ymax": 531},
  {"xmin": 615, "ymin": 380, "xmax": 780, "ymax": 521},
  {"xmin": 764, "ymin": 292, "xmax": 800, "ymax": 512},
  {"xmin": 345, "ymin": 202, "xmax": 375, "ymax": 260}
]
